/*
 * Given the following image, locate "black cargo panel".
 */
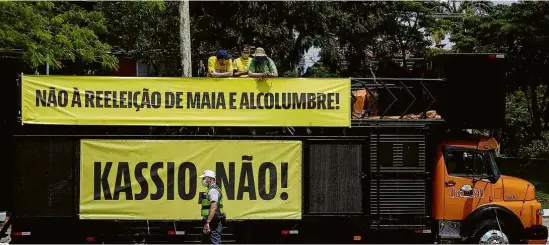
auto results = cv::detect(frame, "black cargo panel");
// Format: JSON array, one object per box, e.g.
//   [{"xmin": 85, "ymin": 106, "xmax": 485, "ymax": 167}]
[
  {"xmin": 307, "ymin": 143, "xmax": 363, "ymax": 214},
  {"xmin": 429, "ymin": 53, "xmax": 506, "ymax": 129},
  {"xmin": 369, "ymin": 134, "xmax": 428, "ymax": 229},
  {"xmin": 12, "ymin": 137, "xmax": 77, "ymax": 217}
]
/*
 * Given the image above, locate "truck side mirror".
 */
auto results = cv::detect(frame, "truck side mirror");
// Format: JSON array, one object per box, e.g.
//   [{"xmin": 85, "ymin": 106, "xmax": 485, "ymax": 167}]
[{"xmin": 488, "ymin": 174, "xmax": 499, "ymax": 184}]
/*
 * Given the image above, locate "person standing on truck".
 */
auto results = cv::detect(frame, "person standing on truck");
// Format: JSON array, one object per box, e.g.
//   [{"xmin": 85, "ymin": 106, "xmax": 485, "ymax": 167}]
[
  {"xmin": 199, "ymin": 170, "xmax": 226, "ymax": 244},
  {"xmin": 233, "ymin": 44, "xmax": 251, "ymax": 77},
  {"xmin": 207, "ymin": 50, "xmax": 234, "ymax": 78},
  {"xmin": 248, "ymin": 47, "xmax": 278, "ymax": 78}
]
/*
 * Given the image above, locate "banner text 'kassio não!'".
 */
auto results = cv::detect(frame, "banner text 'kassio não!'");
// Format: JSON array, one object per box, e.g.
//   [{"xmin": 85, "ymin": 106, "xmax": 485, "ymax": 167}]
[{"xmin": 79, "ymin": 140, "xmax": 302, "ymax": 220}]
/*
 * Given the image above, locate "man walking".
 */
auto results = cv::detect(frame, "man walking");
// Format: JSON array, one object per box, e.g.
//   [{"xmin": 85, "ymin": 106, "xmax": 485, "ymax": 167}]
[{"xmin": 199, "ymin": 170, "xmax": 225, "ymax": 244}]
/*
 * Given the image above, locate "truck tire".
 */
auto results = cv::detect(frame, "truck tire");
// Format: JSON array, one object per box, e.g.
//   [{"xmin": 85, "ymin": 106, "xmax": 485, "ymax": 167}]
[
  {"xmin": 468, "ymin": 219, "xmax": 515, "ymax": 244},
  {"xmin": 0, "ymin": 224, "xmax": 11, "ymax": 244}
]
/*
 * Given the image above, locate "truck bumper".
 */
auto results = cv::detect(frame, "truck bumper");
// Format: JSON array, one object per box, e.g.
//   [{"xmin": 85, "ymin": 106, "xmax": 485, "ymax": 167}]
[{"xmin": 525, "ymin": 225, "xmax": 548, "ymax": 244}]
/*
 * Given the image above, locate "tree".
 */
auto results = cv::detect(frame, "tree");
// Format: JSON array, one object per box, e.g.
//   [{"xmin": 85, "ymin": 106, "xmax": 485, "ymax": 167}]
[
  {"xmin": 424, "ymin": 1, "xmax": 493, "ymax": 49},
  {"xmin": 449, "ymin": 1, "xmax": 549, "ymax": 158},
  {"xmin": 179, "ymin": 0, "xmax": 191, "ymax": 77},
  {"xmin": 95, "ymin": 1, "xmax": 180, "ymax": 76},
  {"xmin": 0, "ymin": 1, "xmax": 118, "ymax": 70}
]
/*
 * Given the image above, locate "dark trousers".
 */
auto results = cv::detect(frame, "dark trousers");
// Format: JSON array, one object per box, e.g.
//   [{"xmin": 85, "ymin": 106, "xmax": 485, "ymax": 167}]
[{"xmin": 202, "ymin": 220, "xmax": 223, "ymax": 244}]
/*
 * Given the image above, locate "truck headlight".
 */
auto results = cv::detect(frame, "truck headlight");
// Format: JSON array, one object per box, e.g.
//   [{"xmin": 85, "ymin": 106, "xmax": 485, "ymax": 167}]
[{"xmin": 536, "ymin": 209, "xmax": 544, "ymax": 216}]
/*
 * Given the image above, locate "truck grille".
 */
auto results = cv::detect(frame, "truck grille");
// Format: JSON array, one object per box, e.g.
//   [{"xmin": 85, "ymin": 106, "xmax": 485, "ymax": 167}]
[
  {"xmin": 13, "ymin": 138, "xmax": 77, "ymax": 217},
  {"xmin": 369, "ymin": 134, "xmax": 428, "ymax": 229},
  {"xmin": 370, "ymin": 179, "xmax": 426, "ymax": 215},
  {"xmin": 308, "ymin": 143, "xmax": 363, "ymax": 214}
]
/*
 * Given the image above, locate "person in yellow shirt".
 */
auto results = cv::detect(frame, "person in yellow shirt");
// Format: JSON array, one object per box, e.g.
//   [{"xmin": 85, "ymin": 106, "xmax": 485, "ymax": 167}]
[
  {"xmin": 207, "ymin": 50, "xmax": 233, "ymax": 77},
  {"xmin": 233, "ymin": 45, "xmax": 251, "ymax": 77}
]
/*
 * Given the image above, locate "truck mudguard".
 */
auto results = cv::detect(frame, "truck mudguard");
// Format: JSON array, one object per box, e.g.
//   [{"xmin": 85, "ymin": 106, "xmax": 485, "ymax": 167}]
[{"xmin": 461, "ymin": 204, "xmax": 524, "ymax": 238}]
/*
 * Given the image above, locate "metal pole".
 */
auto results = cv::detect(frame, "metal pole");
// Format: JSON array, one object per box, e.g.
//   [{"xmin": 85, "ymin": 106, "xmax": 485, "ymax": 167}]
[{"xmin": 45, "ymin": 55, "xmax": 50, "ymax": 75}]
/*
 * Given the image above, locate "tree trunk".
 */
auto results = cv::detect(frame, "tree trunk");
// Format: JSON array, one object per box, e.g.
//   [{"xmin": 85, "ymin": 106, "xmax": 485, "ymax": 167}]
[
  {"xmin": 179, "ymin": 0, "xmax": 192, "ymax": 77},
  {"xmin": 289, "ymin": 31, "xmax": 303, "ymax": 73},
  {"xmin": 543, "ymin": 85, "xmax": 549, "ymax": 130},
  {"xmin": 529, "ymin": 84, "xmax": 542, "ymax": 137}
]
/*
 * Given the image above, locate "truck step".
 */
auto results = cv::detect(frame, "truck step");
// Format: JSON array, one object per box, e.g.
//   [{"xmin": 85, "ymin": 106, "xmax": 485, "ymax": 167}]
[
  {"xmin": 182, "ymin": 240, "xmax": 236, "ymax": 244},
  {"xmin": 127, "ymin": 226, "xmax": 164, "ymax": 229},
  {"xmin": 185, "ymin": 233, "xmax": 234, "ymax": 236},
  {"xmin": 182, "ymin": 225, "xmax": 236, "ymax": 244}
]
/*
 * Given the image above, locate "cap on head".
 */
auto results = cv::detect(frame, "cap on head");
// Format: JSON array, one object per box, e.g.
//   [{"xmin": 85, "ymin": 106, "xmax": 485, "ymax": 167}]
[
  {"xmin": 253, "ymin": 47, "xmax": 266, "ymax": 57},
  {"xmin": 199, "ymin": 170, "xmax": 216, "ymax": 179},
  {"xmin": 215, "ymin": 50, "xmax": 231, "ymax": 60}
]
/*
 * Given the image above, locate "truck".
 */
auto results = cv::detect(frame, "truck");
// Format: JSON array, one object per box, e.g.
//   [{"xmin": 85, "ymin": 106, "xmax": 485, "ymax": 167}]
[{"xmin": 3, "ymin": 53, "xmax": 548, "ymax": 244}]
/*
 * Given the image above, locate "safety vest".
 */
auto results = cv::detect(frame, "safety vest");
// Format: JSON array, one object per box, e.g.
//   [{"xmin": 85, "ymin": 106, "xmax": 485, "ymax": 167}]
[{"xmin": 200, "ymin": 184, "xmax": 224, "ymax": 218}]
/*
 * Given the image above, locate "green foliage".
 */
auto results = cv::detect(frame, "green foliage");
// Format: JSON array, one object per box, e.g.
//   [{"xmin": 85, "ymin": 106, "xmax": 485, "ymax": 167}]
[
  {"xmin": 94, "ymin": 1, "xmax": 438, "ymax": 77},
  {"xmin": 0, "ymin": 1, "xmax": 118, "ymax": 70},
  {"xmin": 95, "ymin": 1, "xmax": 178, "ymax": 76},
  {"xmin": 503, "ymin": 86, "xmax": 549, "ymax": 158},
  {"xmin": 447, "ymin": 2, "xmax": 549, "ymax": 158},
  {"xmin": 425, "ymin": 47, "xmax": 448, "ymax": 57},
  {"xmin": 189, "ymin": 1, "xmax": 297, "ymax": 74},
  {"xmin": 426, "ymin": 1, "xmax": 494, "ymax": 50},
  {"xmin": 537, "ymin": 188, "xmax": 549, "ymax": 209},
  {"xmin": 280, "ymin": 70, "xmax": 299, "ymax": 78},
  {"xmin": 303, "ymin": 62, "xmax": 339, "ymax": 78},
  {"xmin": 518, "ymin": 136, "xmax": 549, "ymax": 159}
]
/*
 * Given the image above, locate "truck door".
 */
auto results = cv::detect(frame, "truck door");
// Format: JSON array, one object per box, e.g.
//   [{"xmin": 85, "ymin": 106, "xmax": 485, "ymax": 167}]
[{"xmin": 442, "ymin": 147, "xmax": 494, "ymax": 220}]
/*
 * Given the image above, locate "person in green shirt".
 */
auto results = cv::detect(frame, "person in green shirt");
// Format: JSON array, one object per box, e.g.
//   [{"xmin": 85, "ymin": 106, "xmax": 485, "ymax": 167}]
[{"xmin": 249, "ymin": 47, "xmax": 278, "ymax": 78}]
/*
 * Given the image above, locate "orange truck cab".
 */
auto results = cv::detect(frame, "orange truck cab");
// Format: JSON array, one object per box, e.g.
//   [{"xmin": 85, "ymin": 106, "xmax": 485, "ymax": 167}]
[{"xmin": 433, "ymin": 134, "xmax": 547, "ymax": 243}]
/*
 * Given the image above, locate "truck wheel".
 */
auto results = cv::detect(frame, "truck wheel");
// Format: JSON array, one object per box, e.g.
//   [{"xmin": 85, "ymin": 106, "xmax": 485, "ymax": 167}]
[
  {"xmin": 469, "ymin": 219, "xmax": 513, "ymax": 244},
  {"xmin": 0, "ymin": 224, "xmax": 11, "ymax": 244}
]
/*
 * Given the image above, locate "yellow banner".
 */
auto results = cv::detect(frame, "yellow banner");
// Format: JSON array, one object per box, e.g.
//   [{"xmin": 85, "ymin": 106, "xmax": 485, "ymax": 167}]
[
  {"xmin": 79, "ymin": 139, "xmax": 302, "ymax": 220},
  {"xmin": 21, "ymin": 75, "xmax": 350, "ymax": 126}
]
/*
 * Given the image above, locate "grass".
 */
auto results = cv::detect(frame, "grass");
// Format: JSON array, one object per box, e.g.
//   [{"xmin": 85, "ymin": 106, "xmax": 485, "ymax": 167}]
[
  {"xmin": 538, "ymin": 192, "xmax": 549, "ymax": 209},
  {"xmin": 531, "ymin": 180, "xmax": 549, "ymax": 209}
]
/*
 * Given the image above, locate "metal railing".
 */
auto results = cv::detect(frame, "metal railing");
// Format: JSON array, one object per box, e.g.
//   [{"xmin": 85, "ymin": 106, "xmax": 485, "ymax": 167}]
[{"xmin": 350, "ymin": 77, "xmax": 444, "ymax": 121}]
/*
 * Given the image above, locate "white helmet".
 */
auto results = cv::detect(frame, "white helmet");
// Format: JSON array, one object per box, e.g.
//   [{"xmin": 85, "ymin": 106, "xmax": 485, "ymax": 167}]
[{"xmin": 199, "ymin": 170, "xmax": 216, "ymax": 179}]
